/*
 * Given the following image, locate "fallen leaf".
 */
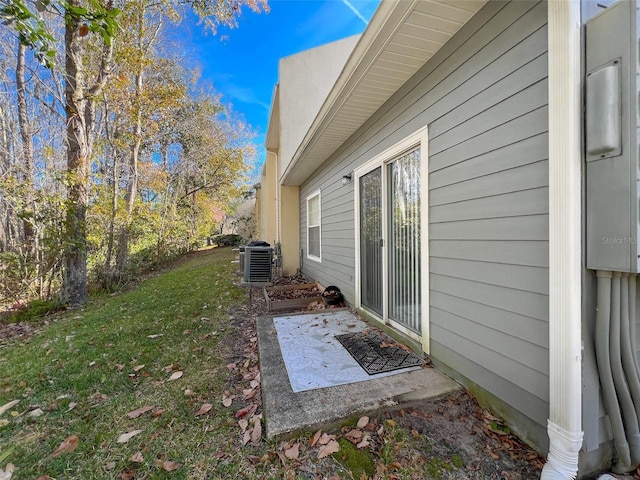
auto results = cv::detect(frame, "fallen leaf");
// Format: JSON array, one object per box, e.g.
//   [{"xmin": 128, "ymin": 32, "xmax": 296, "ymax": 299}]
[
  {"xmin": 346, "ymin": 429, "xmax": 363, "ymax": 443},
  {"xmin": 222, "ymin": 396, "xmax": 233, "ymax": 407},
  {"xmin": 356, "ymin": 434, "xmax": 371, "ymax": 449},
  {"xmin": 242, "ymin": 429, "xmax": 251, "ymax": 446},
  {"xmin": 129, "ymin": 451, "xmax": 144, "ymax": 463},
  {"xmin": 235, "ymin": 404, "xmax": 257, "ymax": 418},
  {"xmin": 357, "ymin": 416, "xmax": 370, "ymax": 429},
  {"xmin": 243, "ymin": 388, "xmax": 258, "ymax": 400},
  {"xmin": 133, "ymin": 365, "xmax": 145, "ymax": 372},
  {"xmin": 284, "ymin": 443, "xmax": 299, "ymax": 459},
  {"xmin": 317, "ymin": 440, "xmax": 340, "ymax": 459},
  {"xmin": 387, "ymin": 461, "xmax": 402, "ymax": 470},
  {"xmin": 88, "ymin": 361, "xmax": 96, "ymax": 366},
  {"xmin": 0, "ymin": 400, "xmax": 19, "ymax": 416},
  {"xmin": 117, "ymin": 468, "xmax": 136, "ymax": 479},
  {"xmin": 126, "ymin": 405, "xmax": 153, "ymax": 419},
  {"xmin": 28, "ymin": 408, "xmax": 44, "ymax": 417},
  {"xmin": 117, "ymin": 430, "xmax": 142, "ymax": 443},
  {"xmin": 147, "ymin": 334, "xmax": 163, "ymax": 339},
  {"xmin": 226, "ymin": 362, "xmax": 237, "ymax": 371},
  {"xmin": 105, "ymin": 462, "xmax": 116, "ymax": 470},
  {"xmin": 51, "ymin": 434, "xmax": 80, "ymax": 457},
  {"xmin": 168, "ymin": 371, "xmax": 183, "ymax": 381},
  {"xmin": 150, "ymin": 409, "xmax": 164, "ymax": 417},
  {"xmin": 251, "ymin": 417, "xmax": 262, "ymax": 444},
  {"xmin": 195, "ymin": 404, "xmax": 212, "ymax": 416},
  {"xmin": 309, "ymin": 429, "xmax": 322, "ymax": 447},
  {"xmin": 66, "ymin": 402, "xmax": 78, "ymax": 412},
  {"xmin": 238, "ymin": 419, "xmax": 249, "ymax": 431},
  {"xmin": 317, "ymin": 433, "xmax": 335, "ymax": 445},
  {"xmin": 0, "ymin": 463, "xmax": 14, "ymax": 480}
]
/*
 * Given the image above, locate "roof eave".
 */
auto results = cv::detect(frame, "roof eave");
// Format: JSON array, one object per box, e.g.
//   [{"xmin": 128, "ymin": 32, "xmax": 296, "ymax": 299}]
[{"xmin": 281, "ymin": 0, "xmax": 486, "ymax": 186}]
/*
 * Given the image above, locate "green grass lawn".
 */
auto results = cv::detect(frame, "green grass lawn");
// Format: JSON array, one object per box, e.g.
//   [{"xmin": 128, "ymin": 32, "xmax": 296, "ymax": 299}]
[
  {"xmin": 0, "ymin": 248, "xmax": 265, "ymax": 479},
  {"xmin": 0, "ymin": 247, "xmax": 545, "ymax": 480}
]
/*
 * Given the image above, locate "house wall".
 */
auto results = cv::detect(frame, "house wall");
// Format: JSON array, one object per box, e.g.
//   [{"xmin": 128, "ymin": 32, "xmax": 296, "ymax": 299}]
[
  {"xmin": 257, "ymin": 151, "xmax": 277, "ymax": 244},
  {"xmin": 280, "ymin": 185, "xmax": 300, "ymax": 275},
  {"xmin": 299, "ymin": 0, "xmax": 551, "ymax": 452},
  {"xmin": 279, "ymin": 35, "xmax": 359, "ymax": 184}
]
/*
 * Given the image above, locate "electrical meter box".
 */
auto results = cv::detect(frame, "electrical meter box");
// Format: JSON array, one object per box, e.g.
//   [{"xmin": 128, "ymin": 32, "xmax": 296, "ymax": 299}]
[{"xmin": 585, "ymin": 0, "xmax": 640, "ymax": 272}]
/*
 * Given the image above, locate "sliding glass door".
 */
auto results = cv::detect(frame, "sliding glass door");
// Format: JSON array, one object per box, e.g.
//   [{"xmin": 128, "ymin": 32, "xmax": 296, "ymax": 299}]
[{"xmin": 357, "ymin": 145, "xmax": 424, "ymax": 339}]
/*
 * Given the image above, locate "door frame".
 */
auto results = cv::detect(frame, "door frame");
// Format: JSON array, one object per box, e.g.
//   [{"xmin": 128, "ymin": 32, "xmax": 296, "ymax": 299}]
[{"xmin": 353, "ymin": 126, "xmax": 430, "ymax": 354}]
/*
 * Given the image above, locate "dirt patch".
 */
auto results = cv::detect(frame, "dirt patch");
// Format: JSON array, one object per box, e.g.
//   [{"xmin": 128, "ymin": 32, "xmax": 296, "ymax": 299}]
[
  {"xmin": 387, "ymin": 393, "xmax": 544, "ymax": 479},
  {"xmin": 0, "ymin": 321, "xmax": 37, "ymax": 346}
]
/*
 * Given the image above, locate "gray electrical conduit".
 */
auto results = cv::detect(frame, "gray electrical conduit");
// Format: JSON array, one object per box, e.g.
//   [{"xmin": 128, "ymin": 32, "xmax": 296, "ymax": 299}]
[
  {"xmin": 609, "ymin": 272, "xmax": 640, "ymax": 464},
  {"xmin": 618, "ymin": 273, "xmax": 640, "ymax": 465},
  {"xmin": 595, "ymin": 270, "xmax": 632, "ymax": 474},
  {"xmin": 630, "ymin": 274, "xmax": 639, "ymax": 380}
]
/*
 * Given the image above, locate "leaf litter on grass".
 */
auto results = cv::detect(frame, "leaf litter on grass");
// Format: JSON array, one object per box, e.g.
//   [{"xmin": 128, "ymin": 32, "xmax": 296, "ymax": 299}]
[
  {"xmin": 0, "ymin": 249, "xmax": 259, "ymax": 479},
  {"xmin": 0, "ymin": 249, "xmax": 545, "ymax": 479}
]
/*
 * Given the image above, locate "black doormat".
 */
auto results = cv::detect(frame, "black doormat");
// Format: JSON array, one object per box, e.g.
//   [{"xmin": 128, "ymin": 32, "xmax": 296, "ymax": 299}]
[{"xmin": 335, "ymin": 330, "xmax": 423, "ymax": 375}]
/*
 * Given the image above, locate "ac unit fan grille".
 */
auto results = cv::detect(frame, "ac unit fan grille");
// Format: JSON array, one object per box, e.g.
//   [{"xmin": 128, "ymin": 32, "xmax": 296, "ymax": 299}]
[{"xmin": 244, "ymin": 247, "xmax": 273, "ymax": 283}]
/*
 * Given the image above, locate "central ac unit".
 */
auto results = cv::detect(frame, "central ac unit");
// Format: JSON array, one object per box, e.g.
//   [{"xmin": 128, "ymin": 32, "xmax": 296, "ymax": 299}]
[{"xmin": 243, "ymin": 246, "xmax": 273, "ymax": 284}]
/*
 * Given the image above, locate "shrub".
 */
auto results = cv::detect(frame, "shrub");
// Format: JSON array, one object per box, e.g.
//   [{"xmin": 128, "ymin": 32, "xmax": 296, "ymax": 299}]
[{"xmin": 210, "ymin": 234, "xmax": 243, "ymax": 247}]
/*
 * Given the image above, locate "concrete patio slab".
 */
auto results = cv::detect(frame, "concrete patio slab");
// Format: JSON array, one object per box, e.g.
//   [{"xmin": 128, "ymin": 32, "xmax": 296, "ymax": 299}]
[
  {"xmin": 272, "ymin": 310, "xmax": 421, "ymax": 392},
  {"xmin": 257, "ymin": 311, "xmax": 461, "ymax": 439}
]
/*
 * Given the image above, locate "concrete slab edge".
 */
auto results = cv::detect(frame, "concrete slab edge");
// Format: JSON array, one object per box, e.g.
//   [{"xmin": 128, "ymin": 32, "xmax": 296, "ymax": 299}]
[{"xmin": 256, "ymin": 314, "xmax": 461, "ymax": 439}]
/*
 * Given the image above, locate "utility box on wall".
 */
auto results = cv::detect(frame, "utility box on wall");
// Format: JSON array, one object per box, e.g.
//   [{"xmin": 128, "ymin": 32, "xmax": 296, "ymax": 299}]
[{"xmin": 585, "ymin": 0, "xmax": 640, "ymax": 272}]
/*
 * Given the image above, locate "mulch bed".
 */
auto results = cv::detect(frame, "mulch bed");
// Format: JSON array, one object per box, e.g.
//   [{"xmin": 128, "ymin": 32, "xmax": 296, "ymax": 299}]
[{"xmin": 266, "ymin": 285, "xmax": 322, "ymax": 301}]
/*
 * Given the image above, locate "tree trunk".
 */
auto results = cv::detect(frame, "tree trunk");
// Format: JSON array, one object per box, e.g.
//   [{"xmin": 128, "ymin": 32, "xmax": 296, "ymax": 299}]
[
  {"xmin": 61, "ymin": 1, "xmax": 114, "ymax": 305},
  {"xmin": 16, "ymin": 42, "xmax": 36, "ymax": 251},
  {"xmin": 62, "ymin": 10, "xmax": 89, "ymax": 305},
  {"xmin": 104, "ymin": 140, "xmax": 118, "ymax": 270},
  {"xmin": 0, "ymin": 106, "xmax": 10, "ymax": 252},
  {"xmin": 115, "ymin": 69, "xmax": 142, "ymax": 272}
]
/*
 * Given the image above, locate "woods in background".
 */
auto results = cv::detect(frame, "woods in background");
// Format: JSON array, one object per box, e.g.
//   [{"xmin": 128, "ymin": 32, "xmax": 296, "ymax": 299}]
[{"xmin": 0, "ymin": 0, "xmax": 266, "ymax": 307}]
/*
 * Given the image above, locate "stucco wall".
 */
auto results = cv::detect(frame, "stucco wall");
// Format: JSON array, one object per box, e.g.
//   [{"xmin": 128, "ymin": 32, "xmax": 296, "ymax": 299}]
[{"xmin": 278, "ymin": 35, "xmax": 359, "ymax": 183}]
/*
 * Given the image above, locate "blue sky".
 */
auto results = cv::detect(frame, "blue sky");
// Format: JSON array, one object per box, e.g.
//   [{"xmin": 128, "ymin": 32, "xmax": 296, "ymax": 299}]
[{"xmin": 178, "ymin": 0, "xmax": 381, "ymax": 176}]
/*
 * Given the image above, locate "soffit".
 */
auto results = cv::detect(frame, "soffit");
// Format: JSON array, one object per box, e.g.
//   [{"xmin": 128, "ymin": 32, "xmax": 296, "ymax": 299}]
[{"xmin": 282, "ymin": 0, "xmax": 486, "ymax": 185}]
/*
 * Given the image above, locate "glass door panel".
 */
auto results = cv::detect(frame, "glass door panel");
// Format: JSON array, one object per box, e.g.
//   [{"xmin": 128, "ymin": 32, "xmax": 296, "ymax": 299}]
[
  {"xmin": 359, "ymin": 167, "xmax": 383, "ymax": 315},
  {"xmin": 388, "ymin": 148, "xmax": 421, "ymax": 334}
]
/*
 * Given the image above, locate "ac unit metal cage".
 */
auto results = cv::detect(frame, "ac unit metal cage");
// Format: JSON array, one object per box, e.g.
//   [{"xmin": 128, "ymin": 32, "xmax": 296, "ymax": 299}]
[
  {"xmin": 242, "ymin": 246, "xmax": 273, "ymax": 285},
  {"xmin": 238, "ymin": 248, "xmax": 245, "ymax": 276}
]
